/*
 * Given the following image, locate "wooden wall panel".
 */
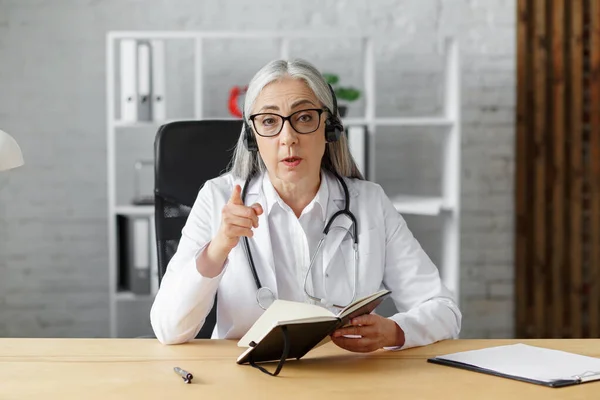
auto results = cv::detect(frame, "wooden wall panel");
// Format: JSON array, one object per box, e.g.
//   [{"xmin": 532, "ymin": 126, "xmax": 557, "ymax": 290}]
[
  {"xmin": 516, "ymin": 0, "xmax": 597, "ymax": 338},
  {"xmin": 515, "ymin": 0, "xmax": 530, "ymax": 339},
  {"xmin": 569, "ymin": 0, "xmax": 583, "ymax": 339},
  {"xmin": 589, "ymin": 0, "xmax": 600, "ymax": 338},
  {"xmin": 550, "ymin": 0, "xmax": 565, "ymax": 339},
  {"xmin": 532, "ymin": 0, "xmax": 547, "ymax": 339}
]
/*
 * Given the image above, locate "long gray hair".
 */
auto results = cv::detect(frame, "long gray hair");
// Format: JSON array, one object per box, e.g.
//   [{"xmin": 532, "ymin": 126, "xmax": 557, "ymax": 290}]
[{"xmin": 229, "ymin": 58, "xmax": 364, "ymax": 181}]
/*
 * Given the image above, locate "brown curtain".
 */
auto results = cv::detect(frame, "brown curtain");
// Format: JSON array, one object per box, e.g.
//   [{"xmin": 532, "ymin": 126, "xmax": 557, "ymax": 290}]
[{"xmin": 516, "ymin": 0, "xmax": 600, "ymax": 338}]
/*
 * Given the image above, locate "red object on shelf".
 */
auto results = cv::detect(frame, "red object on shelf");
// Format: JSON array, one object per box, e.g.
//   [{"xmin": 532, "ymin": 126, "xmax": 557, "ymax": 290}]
[{"xmin": 228, "ymin": 85, "xmax": 248, "ymax": 118}]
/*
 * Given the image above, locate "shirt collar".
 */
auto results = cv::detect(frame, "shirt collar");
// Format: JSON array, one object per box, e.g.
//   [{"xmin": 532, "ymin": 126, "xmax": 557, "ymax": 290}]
[{"xmin": 262, "ymin": 171, "xmax": 329, "ymax": 220}]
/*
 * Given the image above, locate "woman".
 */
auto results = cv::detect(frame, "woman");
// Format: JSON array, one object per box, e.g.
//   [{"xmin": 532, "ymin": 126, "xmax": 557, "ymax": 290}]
[{"xmin": 150, "ymin": 58, "xmax": 461, "ymax": 352}]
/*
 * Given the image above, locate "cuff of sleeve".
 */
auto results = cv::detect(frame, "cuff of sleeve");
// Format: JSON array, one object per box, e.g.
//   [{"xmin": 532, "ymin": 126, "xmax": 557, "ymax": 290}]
[
  {"xmin": 382, "ymin": 315, "xmax": 410, "ymax": 351},
  {"xmin": 189, "ymin": 242, "xmax": 229, "ymax": 281}
]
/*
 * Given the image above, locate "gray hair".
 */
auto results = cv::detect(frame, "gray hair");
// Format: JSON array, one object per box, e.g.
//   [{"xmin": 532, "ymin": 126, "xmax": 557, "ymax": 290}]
[{"xmin": 228, "ymin": 58, "xmax": 364, "ymax": 181}]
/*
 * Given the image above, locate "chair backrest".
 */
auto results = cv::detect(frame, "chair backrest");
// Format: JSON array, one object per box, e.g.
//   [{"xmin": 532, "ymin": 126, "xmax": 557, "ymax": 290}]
[{"xmin": 154, "ymin": 120, "xmax": 242, "ymax": 338}]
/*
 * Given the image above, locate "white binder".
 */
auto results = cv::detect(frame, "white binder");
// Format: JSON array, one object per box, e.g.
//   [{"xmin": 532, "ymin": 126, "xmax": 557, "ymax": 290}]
[
  {"xmin": 136, "ymin": 41, "xmax": 152, "ymax": 121},
  {"xmin": 150, "ymin": 40, "xmax": 167, "ymax": 121},
  {"xmin": 131, "ymin": 217, "xmax": 150, "ymax": 295},
  {"xmin": 148, "ymin": 215, "xmax": 159, "ymax": 296},
  {"xmin": 119, "ymin": 39, "xmax": 138, "ymax": 122}
]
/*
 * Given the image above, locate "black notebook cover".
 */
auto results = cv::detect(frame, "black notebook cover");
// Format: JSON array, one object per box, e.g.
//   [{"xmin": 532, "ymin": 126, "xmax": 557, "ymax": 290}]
[
  {"xmin": 237, "ymin": 291, "xmax": 391, "ymax": 365},
  {"xmin": 237, "ymin": 319, "xmax": 338, "ymax": 365}
]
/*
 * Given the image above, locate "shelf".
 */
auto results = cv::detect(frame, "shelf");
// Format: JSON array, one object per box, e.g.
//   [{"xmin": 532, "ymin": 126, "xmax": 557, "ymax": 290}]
[
  {"xmin": 342, "ymin": 117, "xmax": 454, "ymax": 127},
  {"xmin": 114, "ymin": 117, "xmax": 244, "ymax": 128},
  {"xmin": 115, "ymin": 196, "xmax": 450, "ymax": 217},
  {"xmin": 110, "ymin": 31, "xmax": 368, "ymax": 40},
  {"xmin": 113, "ymin": 117, "xmax": 453, "ymax": 129},
  {"xmin": 114, "ymin": 120, "xmax": 176, "ymax": 128},
  {"xmin": 370, "ymin": 117, "xmax": 453, "ymax": 126},
  {"xmin": 114, "ymin": 205, "xmax": 154, "ymax": 216},
  {"xmin": 116, "ymin": 291, "xmax": 154, "ymax": 301},
  {"xmin": 391, "ymin": 195, "xmax": 451, "ymax": 216}
]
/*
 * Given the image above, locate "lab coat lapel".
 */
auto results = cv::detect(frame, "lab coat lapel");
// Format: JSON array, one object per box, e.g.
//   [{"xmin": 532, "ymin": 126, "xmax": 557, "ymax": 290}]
[
  {"xmin": 322, "ymin": 174, "xmax": 356, "ymax": 275},
  {"xmin": 241, "ymin": 174, "xmax": 278, "ymax": 299}
]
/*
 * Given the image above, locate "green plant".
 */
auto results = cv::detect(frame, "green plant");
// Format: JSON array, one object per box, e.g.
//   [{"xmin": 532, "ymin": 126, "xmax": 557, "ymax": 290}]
[{"xmin": 322, "ymin": 73, "xmax": 361, "ymax": 102}]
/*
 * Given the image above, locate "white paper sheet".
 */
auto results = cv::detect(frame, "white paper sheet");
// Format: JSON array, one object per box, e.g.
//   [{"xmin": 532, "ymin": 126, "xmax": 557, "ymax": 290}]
[{"xmin": 434, "ymin": 343, "xmax": 600, "ymax": 383}]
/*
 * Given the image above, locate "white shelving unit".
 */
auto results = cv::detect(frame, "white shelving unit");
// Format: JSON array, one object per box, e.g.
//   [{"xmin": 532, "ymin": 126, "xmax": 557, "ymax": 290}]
[
  {"xmin": 114, "ymin": 205, "xmax": 154, "ymax": 216},
  {"xmin": 106, "ymin": 31, "xmax": 460, "ymax": 338}
]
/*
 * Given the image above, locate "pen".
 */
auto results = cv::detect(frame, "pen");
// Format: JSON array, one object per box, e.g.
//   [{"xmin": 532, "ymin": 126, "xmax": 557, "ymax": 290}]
[{"xmin": 174, "ymin": 366, "xmax": 193, "ymax": 383}]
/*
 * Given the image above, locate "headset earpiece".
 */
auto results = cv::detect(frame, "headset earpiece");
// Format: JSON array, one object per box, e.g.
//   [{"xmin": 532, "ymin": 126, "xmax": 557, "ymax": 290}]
[
  {"xmin": 242, "ymin": 112, "xmax": 258, "ymax": 152},
  {"xmin": 324, "ymin": 83, "xmax": 344, "ymax": 143},
  {"xmin": 325, "ymin": 118, "xmax": 344, "ymax": 143}
]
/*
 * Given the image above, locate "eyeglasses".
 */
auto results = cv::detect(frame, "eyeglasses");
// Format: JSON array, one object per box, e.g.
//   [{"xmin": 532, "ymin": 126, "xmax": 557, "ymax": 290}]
[{"xmin": 249, "ymin": 108, "xmax": 326, "ymax": 137}]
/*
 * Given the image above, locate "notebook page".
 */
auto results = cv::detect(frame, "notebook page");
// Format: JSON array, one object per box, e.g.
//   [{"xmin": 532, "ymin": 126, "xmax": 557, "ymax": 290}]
[
  {"xmin": 436, "ymin": 344, "xmax": 600, "ymax": 383},
  {"xmin": 337, "ymin": 289, "xmax": 390, "ymax": 319},
  {"xmin": 237, "ymin": 300, "xmax": 335, "ymax": 347}
]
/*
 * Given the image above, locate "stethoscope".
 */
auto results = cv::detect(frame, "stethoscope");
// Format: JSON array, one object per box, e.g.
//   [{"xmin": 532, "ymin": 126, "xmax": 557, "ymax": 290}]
[{"xmin": 241, "ymin": 171, "xmax": 358, "ymax": 310}]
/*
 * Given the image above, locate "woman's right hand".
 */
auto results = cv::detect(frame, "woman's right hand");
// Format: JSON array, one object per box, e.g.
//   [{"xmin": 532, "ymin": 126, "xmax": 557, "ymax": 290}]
[
  {"xmin": 198, "ymin": 185, "xmax": 263, "ymax": 278},
  {"xmin": 214, "ymin": 184, "xmax": 264, "ymax": 252}
]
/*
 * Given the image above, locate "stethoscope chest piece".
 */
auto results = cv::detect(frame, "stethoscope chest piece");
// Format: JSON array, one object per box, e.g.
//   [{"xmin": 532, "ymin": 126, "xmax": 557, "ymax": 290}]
[{"xmin": 256, "ymin": 286, "xmax": 276, "ymax": 310}]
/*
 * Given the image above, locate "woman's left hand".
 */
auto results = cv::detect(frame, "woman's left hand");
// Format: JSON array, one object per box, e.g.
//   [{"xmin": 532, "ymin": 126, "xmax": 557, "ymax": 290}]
[{"xmin": 330, "ymin": 314, "xmax": 405, "ymax": 353}]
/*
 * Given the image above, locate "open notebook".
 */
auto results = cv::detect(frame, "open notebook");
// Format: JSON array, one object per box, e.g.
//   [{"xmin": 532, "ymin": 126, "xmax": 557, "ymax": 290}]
[
  {"xmin": 428, "ymin": 343, "xmax": 600, "ymax": 388},
  {"xmin": 236, "ymin": 289, "xmax": 391, "ymax": 375}
]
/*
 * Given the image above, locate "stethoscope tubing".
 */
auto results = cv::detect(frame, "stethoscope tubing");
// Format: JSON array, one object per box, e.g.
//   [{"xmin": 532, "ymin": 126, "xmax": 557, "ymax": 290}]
[{"xmin": 241, "ymin": 170, "xmax": 357, "ymax": 309}]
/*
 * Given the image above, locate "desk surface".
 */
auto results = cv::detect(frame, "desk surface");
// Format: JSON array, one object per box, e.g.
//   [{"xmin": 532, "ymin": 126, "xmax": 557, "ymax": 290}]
[{"xmin": 0, "ymin": 338, "xmax": 598, "ymax": 399}]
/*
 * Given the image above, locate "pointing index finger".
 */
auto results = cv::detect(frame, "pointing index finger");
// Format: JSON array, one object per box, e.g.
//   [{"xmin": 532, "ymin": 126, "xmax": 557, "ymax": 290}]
[{"xmin": 229, "ymin": 184, "xmax": 243, "ymax": 205}]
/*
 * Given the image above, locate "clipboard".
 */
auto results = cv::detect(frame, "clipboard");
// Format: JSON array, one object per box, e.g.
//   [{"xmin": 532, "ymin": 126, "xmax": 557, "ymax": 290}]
[{"xmin": 427, "ymin": 343, "xmax": 600, "ymax": 388}]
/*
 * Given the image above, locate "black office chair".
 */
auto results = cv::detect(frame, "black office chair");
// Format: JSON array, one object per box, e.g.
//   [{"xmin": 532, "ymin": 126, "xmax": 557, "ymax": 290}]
[{"xmin": 154, "ymin": 120, "xmax": 243, "ymax": 339}]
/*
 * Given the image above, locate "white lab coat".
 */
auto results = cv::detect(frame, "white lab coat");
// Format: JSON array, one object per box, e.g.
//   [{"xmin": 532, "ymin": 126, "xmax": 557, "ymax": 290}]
[{"xmin": 150, "ymin": 170, "xmax": 461, "ymax": 348}]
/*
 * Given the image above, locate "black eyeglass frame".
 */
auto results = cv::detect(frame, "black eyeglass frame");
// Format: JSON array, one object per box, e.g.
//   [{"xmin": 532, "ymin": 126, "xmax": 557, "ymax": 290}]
[{"xmin": 248, "ymin": 108, "xmax": 329, "ymax": 137}]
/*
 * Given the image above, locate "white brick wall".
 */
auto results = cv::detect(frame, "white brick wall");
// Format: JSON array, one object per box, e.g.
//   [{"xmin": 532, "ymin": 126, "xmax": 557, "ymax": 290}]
[{"xmin": 0, "ymin": 0, "xmax": 516, "ymax": 338}]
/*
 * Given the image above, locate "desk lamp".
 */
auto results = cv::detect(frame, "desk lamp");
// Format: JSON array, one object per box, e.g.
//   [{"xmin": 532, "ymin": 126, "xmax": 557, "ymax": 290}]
[{"xmin": 0, "ymin": 129, "xmax": 24, "ymax": 171}]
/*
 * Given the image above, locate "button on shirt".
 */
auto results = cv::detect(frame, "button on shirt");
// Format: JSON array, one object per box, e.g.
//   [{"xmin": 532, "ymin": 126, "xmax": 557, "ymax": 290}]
[{"xmin": 262, "ymin": 173, "xmax": 328, "ymax": 304}]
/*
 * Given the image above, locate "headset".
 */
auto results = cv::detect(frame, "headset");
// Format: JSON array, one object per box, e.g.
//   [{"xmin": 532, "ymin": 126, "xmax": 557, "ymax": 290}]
[{"xmin": 242, "ymin": 83, "xmax": 344, "ymax": 152}]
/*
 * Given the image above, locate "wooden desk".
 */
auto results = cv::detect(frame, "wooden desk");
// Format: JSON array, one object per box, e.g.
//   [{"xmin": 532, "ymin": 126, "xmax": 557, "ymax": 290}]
[{"xmin": 0, "ymin": 338, "xmax": 598, "ymax": 399}]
